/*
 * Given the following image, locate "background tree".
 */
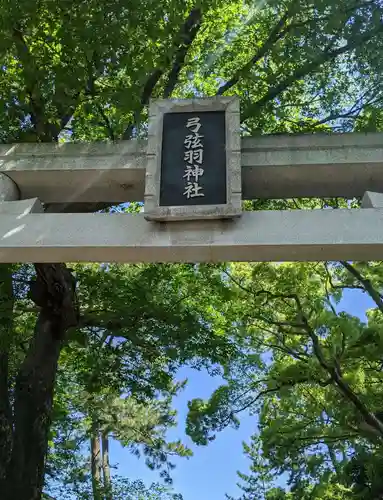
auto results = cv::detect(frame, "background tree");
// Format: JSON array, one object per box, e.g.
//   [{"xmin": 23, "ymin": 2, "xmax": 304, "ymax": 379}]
[
  {"xmin": 187, "ymin": 259, "xmax": 383, "ymax": 498},
  {"xmin": 29, "ymin": 261, "xmax": 235, "ymax": 498}
]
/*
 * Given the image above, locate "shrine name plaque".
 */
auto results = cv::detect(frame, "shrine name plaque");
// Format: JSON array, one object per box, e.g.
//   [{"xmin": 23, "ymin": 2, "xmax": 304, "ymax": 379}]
[{"xmin": 144, "ymin": 96, "xmax": 242, "ymax": 221}]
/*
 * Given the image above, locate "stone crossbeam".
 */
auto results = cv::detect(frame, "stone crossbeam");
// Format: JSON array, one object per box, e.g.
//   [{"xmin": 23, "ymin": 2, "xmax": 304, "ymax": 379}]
[
  {"xmin": 1, "ymin": 132, "xmax": 383, "ymax": 206},
  {"xmin": 0, "ymin": 209, "xmax": 382, "ymax": 263}
]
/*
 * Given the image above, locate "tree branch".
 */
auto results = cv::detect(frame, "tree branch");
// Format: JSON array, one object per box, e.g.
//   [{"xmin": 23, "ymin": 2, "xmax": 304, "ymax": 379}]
[
  {"xmin": 82, "ymin": 53, "xmax": 116, "ymax": 141},
  {"xmin": 280, "ymin": 433, "xmax": 358, "ymax": 444},
  {"xmin": 163, "ymin": 8, "xmax": 202, "ymax": 98},
  {"xmin": 242, "ymin": 23, "xmax": 383, "ymax": 122},
  {"xmin": 217, "ymin": 7, "xmax": 293, "ymax": 95},
  {"xmin": 96, "ymin": 104, "xmax": 116, "ymax": 141},
  {"xmin": 12, "ymin": 26, "xmax": 91, "ymax": 141},
  {"xmin": 55, "ymin": 50, "xmax": 107, "ymax": 136},
  {"xmin": 12, "ymin": 27, "xmax": 58, "ymax": 141},
  {"xmin": 294, "ymin": 293, "xmax": 383, "ymax": 438},
  {"xmin": 122, "ymin": 7, "xmax": 202, "ymax": 139},
  {"xmin": 224, "ymin": 270, "xmax": 301, "ymax": 308},
  {"xmin": 340, "ymin": 261, "xmax": 383, "ymax": 315},
  {"xmin": 219, "ymin": 376, "xmax": 332, "ymax": 429},
  {"xmin": 253, "ymin": 325, "xmax": 309, "ymax": 362},
  {"xmin": 217, "ymin": 1, "xmax": 374, "ymax": 98},
  {"xmin": 292, "ymin": 90, "xmax": 383, "ymax": 130},
  {"xmin": 327, "ymin": 444, "xmax": 341, "ymax": 473}
]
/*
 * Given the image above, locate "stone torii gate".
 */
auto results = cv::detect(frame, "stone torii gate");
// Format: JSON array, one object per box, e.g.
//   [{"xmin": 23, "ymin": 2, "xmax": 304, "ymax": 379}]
[{"xmin": 0, "ymin": 96, "xmax": 383, "ymax": 264}]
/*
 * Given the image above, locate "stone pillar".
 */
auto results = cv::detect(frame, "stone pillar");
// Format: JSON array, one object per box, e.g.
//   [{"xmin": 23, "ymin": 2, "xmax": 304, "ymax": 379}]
[{"xmin": 0, "ymin": 173, "xmax": 19, "ymax": 202}]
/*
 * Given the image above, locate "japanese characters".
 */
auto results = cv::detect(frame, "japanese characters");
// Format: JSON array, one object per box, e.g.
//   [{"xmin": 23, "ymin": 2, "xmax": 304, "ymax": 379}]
[{"xmin": 183, "ymin": 116, "xmax": 204, "ymax": 199}]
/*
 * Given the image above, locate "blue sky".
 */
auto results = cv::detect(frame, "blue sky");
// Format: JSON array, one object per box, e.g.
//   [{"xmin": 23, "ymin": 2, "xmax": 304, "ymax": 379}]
[
  {"xmin": 109, "ymin": 288, "xmax": 375, "ymax": 499},
  {"xmin": 111, "ymin": 367, "xmax": 254, "ymax": 499}
]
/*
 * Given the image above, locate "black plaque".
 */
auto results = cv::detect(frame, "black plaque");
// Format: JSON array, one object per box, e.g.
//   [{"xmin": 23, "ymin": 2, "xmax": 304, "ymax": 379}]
[{"xmin": 159, "ymin": 111, "xmax": 227, "ymax": 206}]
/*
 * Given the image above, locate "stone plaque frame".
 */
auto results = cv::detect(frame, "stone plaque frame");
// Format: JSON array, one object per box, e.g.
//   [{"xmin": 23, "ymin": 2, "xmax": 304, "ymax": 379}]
[{"xmin": 144, "ymin": 96, "xmax": 242, "ymax": 221}]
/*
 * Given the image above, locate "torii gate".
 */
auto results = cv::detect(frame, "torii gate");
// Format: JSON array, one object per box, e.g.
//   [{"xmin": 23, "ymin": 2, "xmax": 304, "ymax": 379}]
[{"xmin": 0, "ymin": 96, "xmax": 383, "ymax": 264}]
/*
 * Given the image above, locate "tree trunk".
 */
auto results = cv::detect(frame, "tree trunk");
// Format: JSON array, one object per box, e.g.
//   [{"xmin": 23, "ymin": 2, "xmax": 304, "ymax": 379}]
[
  {"xmin": 3, "ymin": 263, "xmax": 78, "ymax": 500},
  {"xmin": 102, "ymin": 433, "xmax": 112, "ymax": 500},
  {"xmin": 91, "ymin": 431, "xmax": 102, "ymax": 500},
  {"xmin": 0, "ymin": 265, "xmax": 14, "ymax": 485}
]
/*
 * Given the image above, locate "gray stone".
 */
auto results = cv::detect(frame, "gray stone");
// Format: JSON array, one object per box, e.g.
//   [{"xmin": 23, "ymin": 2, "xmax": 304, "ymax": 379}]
[
  {"xmin": 0, "ymin": 197, "xmax": 43, "ymax": 214},
  {"xmin": 144, "ymin": 96, "xmax": 242, "ymax": 221},
  {"xmin": 1, "ymin": 132, "xmax": 383, "ymax": 206},
  {"xmin": 0, "ymin": 209, "xmax": 381, "ymax": 263},
  {"xmin": 0, "ymin": 173, "xmax": 19, "ymax": 201},
  {"xmin": 361, "ymin": 191, "xmax": 383, "ymax": 208}
]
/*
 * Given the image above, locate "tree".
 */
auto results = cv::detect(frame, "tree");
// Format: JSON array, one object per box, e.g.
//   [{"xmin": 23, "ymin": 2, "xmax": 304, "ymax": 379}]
[
  {"xmin": 186, "ymin": 259, "xmax": 383, "ymax": 498},
  {"xmin": 1, "ymin": 0, "xmax": 383, "ymax": 498},
  {"xmin": 25, "ymin": 262, "xmax": 236, "ymax": 498},
  {"xmin": 45, "ymin": 477, "xmax": 183, "ymax": 500},
  {"xmin": 46, "ymin": 390, "xmax": 189, "ymax": 500},
  {"xmin": 46, "ymin": 380, "xmax": 191, "ymax": 499}
]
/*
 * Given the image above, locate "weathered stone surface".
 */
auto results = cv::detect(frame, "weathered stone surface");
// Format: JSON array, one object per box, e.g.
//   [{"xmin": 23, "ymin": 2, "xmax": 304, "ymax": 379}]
[
  {"xmin": 361, "ymin": 191, "xmax": 383, "ymax": 208},
  {"xmin": 1, "ymin": 132, "xmax": 383, "ymax": 205},
  {"xmin": 0, "ymin": 209, "xmax": 382, "ymax": 263},
  {"xmin": 0, "ymin": 198, "xmax": 43, "ymax": 214},
  {"xmin": 144, "ymin": 96, "xmax": 242, "ymax": 221},
  {"xmin": 0, "ymin": 173, "xmax": 19, "ymax": 201}
]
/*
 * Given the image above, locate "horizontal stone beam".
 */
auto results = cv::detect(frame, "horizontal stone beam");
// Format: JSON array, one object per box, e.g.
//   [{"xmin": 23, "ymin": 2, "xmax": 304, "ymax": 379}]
[
  {"xmin": 361, "ymin": 191, "xmax": 383, "ymax": 208},
  {"xmin": 0, "ymin": 198, "xmax": 44, "ymax": 214},
  {"xmin": 0, "ymin": 209, "xmax": 382, "ymax": 263},
  {"xmin": 1, "ymin": 132, "xmax": 383, "ymax": 206},
  {"xmin": 0, "ymin": 141, "xmax": 147, "ymax": 208}
]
